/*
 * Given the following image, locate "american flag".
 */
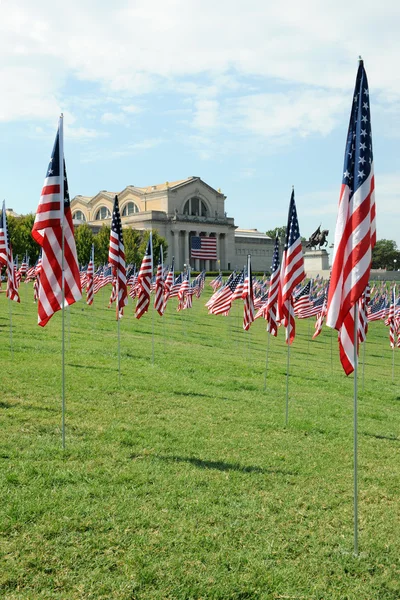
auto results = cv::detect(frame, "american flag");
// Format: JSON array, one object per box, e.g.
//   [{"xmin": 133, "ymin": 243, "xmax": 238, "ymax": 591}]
[
  {"xmin": 278, "ymin": 189, "xmax": 305, "ymax": 344},
  {"xmin": 163, "ymin": 259, "xmax": 174, "ymax": 311},
  {"xmin": 313, "ymin": 286, "xmax": 329, "ymax": 339},
  {"xmin": 326, "ymin": 60, "xmax": 376, "ymax": 375},
  {"xmin": 169, "ymin": 272, "xmax": 183, "ymax": 298},
  {"xmin": 265, "ymin": 236, "xmax": 280, "ymax": 336},
  {"xmin": 191, "ymin": 236, "xmax": 217, "ymax": 260},
  {"xmin": 208, "ymin": 272, "xmax": 242, "ymax": 316},
  {"xmin": 231, "ymin": 270, "xmax": 245, "ymax": 302},
  {"xmin": 177, "ymin": 272, "xmax": 190, "ymax": 312},
  {"xmin": 0, "ymin": 205, "xmax": 6, "ymax": 266},
  {"xmin": 86, "ymin": 246, "xmax": 94, "ymax": 306},
  {"xmin": 367, "ymin": 295, "xmax": 387, "ymax": 322},
  {"xmin": 136, "ymin": 233, "xmax": 153, "ymax": 319},
  {"xmin": 387, "ymin": 287, "xmax": 396, "ymax": 348},
  {"xmin": 154, "ymin": 245, "xmax": 164, "ymax": 316},
  {"xmin": 242, "ymin": 256, "xmax": 254, "ymax": 331},
  {"xmin": 108, "ymin": 196, "xmax": 128, "ymax": 318},
  {"xmin": 293, "ymin": 280, "xmax": 312, "ymax": 317},
  {"xmin": 358, "ymin": 284, "xmax": 370, "ymax": 343},
  {"xmin": 1, "ymin": 202, "xmax": 20, "ymax": 302},
  {"xmin": 210, "ymin": 273, "xmax": 222, "ymax": 291},
  {"xmin": 31, "ymin": 117, "xmax": 81, "ymax": 326},
  {"xmin": 16, "ymin": 254, "xmax": 29, "ymax": 286}
]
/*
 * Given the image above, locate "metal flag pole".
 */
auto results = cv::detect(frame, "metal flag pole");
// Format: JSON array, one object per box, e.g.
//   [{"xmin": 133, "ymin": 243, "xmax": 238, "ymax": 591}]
[
  {"xmin": 117, "ymin": 275, "xmax": 121, "ymax": 383},
  {"xmin": 307, "ymin": 318, "xmax": 311, "ymax": 355},
  {"xmin": 59, "ymin": 114, "xmax": 66, "ymax": 450},
  {"xmin": 8, "ymin": 291, "xmax": 13, "ymax": 358},
  {"xmin": 285, "ymin": 334, "xmax": 291, "ymax": 427},
  {"xmin": 353, "ymin": 303, "xmax": 359, "ymax": 556},
  {"xmin": 362, "ymin": 340, "xmax": 366, "ymax": 391},
  {"xmin": 151, "ymin": 233, "xmax": 155, "ymax": 365},
  {"xmin": 3, "ymin": 201, "xmax": 14, "ymax": 357},
  {"xmin": 331, "ymin": 326, "xmax": 334, "ymax": 376},
  {"xmin": 263, "ymin": 330, "xmax": 271, "ymax": 391},
  {"xmin": 392, "ymin": 341, "xmax": 395, "ymax": 382}
]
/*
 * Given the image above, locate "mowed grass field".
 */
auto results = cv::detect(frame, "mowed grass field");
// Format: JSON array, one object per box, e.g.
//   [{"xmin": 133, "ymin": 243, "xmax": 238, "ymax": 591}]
[{"xmin": 1, "ymin": 283, "xmax": 400, "ymax": 600}]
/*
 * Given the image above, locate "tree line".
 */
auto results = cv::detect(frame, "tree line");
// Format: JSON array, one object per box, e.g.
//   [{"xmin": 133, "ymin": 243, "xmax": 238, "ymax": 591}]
[{"xmin": 5, "ymin": 215, "xmax": 168, "ymax": 268}]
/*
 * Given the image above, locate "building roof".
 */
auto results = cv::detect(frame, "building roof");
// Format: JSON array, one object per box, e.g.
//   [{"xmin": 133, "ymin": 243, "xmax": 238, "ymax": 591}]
[{"xmin": 235, "ymin": 228, "xmax": 272, "ymax": 240}]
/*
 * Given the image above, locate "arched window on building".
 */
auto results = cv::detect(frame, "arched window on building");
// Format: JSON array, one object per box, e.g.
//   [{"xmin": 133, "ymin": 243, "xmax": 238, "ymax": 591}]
[
  {"xmin": 73, "ymin": 210, "xmax": 86, "ymax": 222},
  {"xmin": 183, "ymin": 197, "xmax": 208, "ymax": 217},
  {"xmin": 122, "ymin": 202, "xmax": 140, "ymax": 217},
  {"xmin": 94, "ymin": 206, "xmax": 111, "ymax": 220}
]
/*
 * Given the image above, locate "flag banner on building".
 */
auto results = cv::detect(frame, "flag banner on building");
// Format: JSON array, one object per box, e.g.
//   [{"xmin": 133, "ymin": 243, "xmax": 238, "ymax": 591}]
[
  {"xmin": 108, "ymin": 196, "xmax": 127, "ymax": 318},
  {"xmin": 326, "ymin": 60, "xmax": 376, "ymax": 375},
  {"xmin": 1, "ymin": 201, "xmax": 20, "ymax": 302},
  {"xmin": 31, "ymin": 117, "xmax": 82, "ymax": 326},
  {"xmin": 278, "ymin": 189, "xmax": 305, "ymax": 344},
  {"xmin": 136, "ymin": 233, "xmax": 153, "ymax": 319},
  {"xmin": 191, "ymin": 236, "xmax": 217, "ymax": 260}
]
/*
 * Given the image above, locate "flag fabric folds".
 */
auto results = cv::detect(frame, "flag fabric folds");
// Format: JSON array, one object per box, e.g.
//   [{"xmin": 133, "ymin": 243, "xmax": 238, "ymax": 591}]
[
  {"xmin": 265, "ymin": 236, "xmax": 280, "ymax": 336},
  {"xmin": 154, "ymin": 246, "xmax": 164, "ymax": 316},
  {"xmin": 108, "ymin": 196, "xmax": 127, "ymax": 318},
  {"xmin": 1, "ymin": 202, "xmax": 20, "ymax": 302},
  {"xmin": 31, "ymin": 118, "xmax": 81, "ymax": 326},
  {"xmin": 326, "ymin": 60, "xmax": 376, "ymax": 375},
  {"xmin": 278, "ymin": 189, "xmax": 305, "ymax": 344},
  {"xmin": 136, "ymin": 233, "xmax": 153, "ymax": 319},
  {"xmin": 242, "ymin": 255, "xmax": 254, "ymax": 331},
  {"xmin": 86, "ymin": 246, "xmax": 94, "ymax": 306}
]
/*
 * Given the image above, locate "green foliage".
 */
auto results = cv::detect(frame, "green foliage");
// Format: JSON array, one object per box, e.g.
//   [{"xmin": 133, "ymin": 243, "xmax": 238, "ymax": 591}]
[
  {"xmin": 6, "ymin": 214, "xmax": 40, "ymax": 264},
  {"xmin": 123, "ymin": 228, "xmax": 142, "ymax": 267},
  {"xmin": 93, "ymin": 225, "xmax": 111, "ymax": 266},
  {"xmin": 74, "ymin": 223, "xmax": 94, "ymax": 266},
  {"xmin": 372, "ymin": 239, "xmax": 400, "ymax": 270},
  {"xmin": 266, "ymin": 225, "xmax": 286, "ymax": 239},
  {"xmin": 2, "ymin": 287, "xmax": 400, "ymax": 599},
  {"xmin": 139, "ymin": 229, "xmax": 168, "ymax": 265}
]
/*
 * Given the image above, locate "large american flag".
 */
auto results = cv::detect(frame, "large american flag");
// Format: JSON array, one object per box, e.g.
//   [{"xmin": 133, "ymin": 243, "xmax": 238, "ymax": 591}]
[
  {"xmin": 265, "ymin": 236, "xmax": 280, "ymax": 336},
  {"xmin": 108, "ymin": 196, "xmax": 128, "ymax": 318},
  {"xmin": 31, "ymin": 118, "xmax": 81, "ymax": 326},
  {"xmin": 154, "ymin": 245, "xmax": 164, "ymax": 316},
  {"xmin": 278, "ymin": 189, "xmax": 305, "ymax": 344},
  {"xmin": 1, "ymin": 202, "xmax": 20, "ymax": 302},
  {"xmin": 326, "ymin": 60, "xmax": 376, "ymax": 375},
  {"xmin": 136, "ymin": 233, "xmax": 153, "ymax": 319},
  {"xmin": 191, "ymin": 236, "xmax": 217, "ymax": 260},
  {"xmin": 86, "ymin": 246, "xmax": 94, "ymax": 306}
]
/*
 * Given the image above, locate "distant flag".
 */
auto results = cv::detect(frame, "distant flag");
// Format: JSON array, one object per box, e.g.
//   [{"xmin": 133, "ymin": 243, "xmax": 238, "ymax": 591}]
[
  {"xmin": 31, "ymin": 116, "xmax": 81, "ymax": 326},
  {"xmin": 163, "ymin": 258, "xmax": 175, "ymax": 311},
  {"xmin": 86, "ymin": 245, "xmax": 94, "ymax": 305},
  {"xmin": 293, "ymin": 280, "xmax": 312, "ymax": 317},
  {"xmin": 387, "ymin": 287, "xmax": 396, "ymax": 349},
  {"xmin": 154, "ymin": 245, "xmax": 164, "ymax": 316},
  {"xmin": 1, "ymin": 202, "xmax": 20, "ymax": 302},
  {"xmin": 313, "ymin": 282, "xmax": 329, "ymax": 339},
  {"xmin": 136, "ymin": 233, "xmax": 153, "ymax": 319},
  {"xmin": 278, "ymin": 189, "xmax": 305, "ymax": 344},
  {"xmin": 265, "ymin": 236, "xmax": 280, "ymax": 336},
  {"xmin": 326, "ymin": 60, "xmax": 376, "ymax": 375},
  {"xmin": 177, "ymin": 270, "xmax": 190, "ymax": 312},
  {"xmin": 358, "ymin": 284, "xmax": 370, "ymax": 343},
  {"xmin": 191, "ymin": 236, "xmax": 217, "ymax": 261},
  {"xmin": 242, "ymin": 255, "xmax": 254, "ymax": 331},
  {"xmin": 0, "ymin": 204, "xmax": 6, "ymax": 266}
]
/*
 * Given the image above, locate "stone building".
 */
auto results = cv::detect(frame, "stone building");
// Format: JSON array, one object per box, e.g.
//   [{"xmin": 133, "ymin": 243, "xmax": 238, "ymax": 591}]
[{"xmin": 71, "ymin": 176, "xmax": 276, "ymax": 272}]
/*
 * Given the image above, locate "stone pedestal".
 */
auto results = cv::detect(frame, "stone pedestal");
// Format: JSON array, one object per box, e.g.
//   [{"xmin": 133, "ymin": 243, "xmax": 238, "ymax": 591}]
[{"xmin": 304, "ymin": 249, "xmax": 330, "ymax": 278}]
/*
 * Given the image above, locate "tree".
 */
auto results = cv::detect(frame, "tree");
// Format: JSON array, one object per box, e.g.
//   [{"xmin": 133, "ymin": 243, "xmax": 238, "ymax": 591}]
[
  {"xmin": 266, "ymin": 226, "xmax": 287, "ymax": 240},
  {"xmin": 139, "ymin": 230, "xmax": 168, "ymax": 266},
  {"xmin": 123, "ymin": 228, "xmax": 142, "ymax": 267},
  {"xmin": 7, "ymin": 213, "xmax": 40, "ymax": 264},
  {"xmin": 372, "ymin": 239, "xmax": 400, "ymax": 270},
  {"xmin": 75, "ymin": 223, "xmax": 94, "ymax": 266},
  {"xmin": 93, "ymin": 225, "xmax": 111, "ymax": 266}
]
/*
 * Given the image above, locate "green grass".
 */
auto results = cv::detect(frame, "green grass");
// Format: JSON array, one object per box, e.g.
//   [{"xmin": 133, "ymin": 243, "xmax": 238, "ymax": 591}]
[{"xmin": 1, "ymin": 284, "xmax": 400, "ymax": 599}]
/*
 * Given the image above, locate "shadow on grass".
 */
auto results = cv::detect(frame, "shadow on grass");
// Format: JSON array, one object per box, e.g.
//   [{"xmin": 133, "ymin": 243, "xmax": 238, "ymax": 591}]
[
  {"xmin": 136, "ymin": 454, "xmax": 298, "ymax": 476},
  {"xmin": 362, "ymin": 432, "xmax": 400, "ymax": 442},
  {"xmin": 67, "ymin": 363, "xmax": 117, "ymax": 372}
]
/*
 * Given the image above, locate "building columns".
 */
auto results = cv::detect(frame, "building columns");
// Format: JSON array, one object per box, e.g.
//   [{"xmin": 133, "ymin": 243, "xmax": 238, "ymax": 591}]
[
  {"xmin": 173, "ymin": 231, "xmax": 179, "ymax": 268},
  {"xmin": 184, "ymin": 230, "xmax": 189, "ymax": 269}
]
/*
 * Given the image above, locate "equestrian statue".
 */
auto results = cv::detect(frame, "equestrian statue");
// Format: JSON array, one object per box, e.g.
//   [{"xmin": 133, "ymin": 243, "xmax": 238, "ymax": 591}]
[{"xmin": 306, "ymin": 225, "xmax": 329, "ymax": 250}]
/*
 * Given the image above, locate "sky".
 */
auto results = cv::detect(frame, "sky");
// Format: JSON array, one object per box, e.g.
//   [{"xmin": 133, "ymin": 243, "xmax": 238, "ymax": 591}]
[{"xmin": 1, "ymin": 0, "xmax": 400, "ymax": 249}]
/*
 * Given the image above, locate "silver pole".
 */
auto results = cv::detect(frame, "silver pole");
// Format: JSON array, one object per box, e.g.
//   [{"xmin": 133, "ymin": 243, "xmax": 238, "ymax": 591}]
[
  {"xmin": 151, "ymin": 297, "xmax": 155, "ymax": 365},
  {"xmin": 263, "ymin": 331, "xmax": 271, "ymax": 391},
  {"xmin": 362, "ymin": 340, "xmax": 366, "ymax": 391},
  {"xmin": 8, "ymin": 298, "xmax": 13, "ymax": 358},
  {"xmin": 60, "ymin": 116, "xmax": 66, "ymax": 451},
  {"xmin": 117, "ymin": 278, "xmax": 121, "ymax": 383},
  {"xmin": 307, "ymin": 319, "xmax": 310, "ymax": 355},
  {"xmin": 285, "ymin": 336, "xmax": 290, "ymax": 427},
  {"xmin": 353, "ymin": 303, "xmax": 359, "ymax": 556},
  {"xmin": 392, "ymin": 343, "xmax": 395, "ymax": 382}
]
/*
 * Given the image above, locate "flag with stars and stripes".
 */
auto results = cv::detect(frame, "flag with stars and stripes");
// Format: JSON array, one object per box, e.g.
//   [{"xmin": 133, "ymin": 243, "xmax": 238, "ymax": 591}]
[
  {"xmin": 278, "ymin": 189, "xmax": 305, "ymax": 344},
  {"xmin": 265, "ymin": 236, "xmax": 280, "ymax": 336},
  {"xmin": 154, "ymin": 245, "xmax": 164, "ymax": 316},
  {"xmin": 163, "ymin": 259, "xmax": 174, "ymax": 312},
  {"xmin": 31, "ymin": 117, "xmax": 81, "ymax": 326},
  {"xmin": 135, "ymin": 233, "xmax": 153, "ymax": 319},
  {"xmin": 242, "ymin": 256, "xmax": 254, "ymax": 331},
  {"xmin": 86, "ymin": 245, "xmax": 94, "ymax": 306},
  {"xmin": 1, "ymin": 202, "xmax": 20, "ymax": 302},
  {"xmin": 326, "ymin": 60, "xmax": 376, "ymax": 375},
  {"xmin": 108, "ymin": 196, "xmax": 128, "ymax": 318}
]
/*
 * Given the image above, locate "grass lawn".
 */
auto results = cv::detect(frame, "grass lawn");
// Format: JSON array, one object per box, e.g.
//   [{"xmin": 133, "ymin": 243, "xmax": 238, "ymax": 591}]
[{"xmin": 1, "ymin": 283, "xmax": 400, "ymax": 599}]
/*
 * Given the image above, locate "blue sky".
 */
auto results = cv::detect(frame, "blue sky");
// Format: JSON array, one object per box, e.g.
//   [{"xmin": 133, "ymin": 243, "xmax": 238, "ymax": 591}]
[{"xmin": 1, "ymin": 0, "xmax": 400, "ymax": 249}]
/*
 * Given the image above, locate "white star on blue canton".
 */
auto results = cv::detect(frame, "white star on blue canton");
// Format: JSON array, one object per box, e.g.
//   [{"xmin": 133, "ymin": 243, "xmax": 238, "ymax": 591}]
[
  {"xmin": 344, "ymin": 170, "xmax": 350, "ymax": 179},
  {"xmin": 360, "ymin": 129, "xmax": 367, "ymax": 137},
  {"xmin": 361, "ymin": 115, "xmax": 368, "ymax": 123},
  {"xmin": 359, "ymin": 156, "xmax": 366, "ymax": 165},
  {"xmin": 358, "ymin": 170, "xmax": 364, "ymax": 179},
  {"xmin": 360, "ymin": 142, "xmax": 366, "ymax": 151}
]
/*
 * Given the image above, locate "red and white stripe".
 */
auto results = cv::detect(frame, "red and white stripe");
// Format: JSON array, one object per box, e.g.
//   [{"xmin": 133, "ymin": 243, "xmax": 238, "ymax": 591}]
[
  {"xmin": 135, "ymin": 234, "xmax": 153, "ymax": 319},
  {"xmin": 86, "ymin": 258, "xmax": 94, "ymax": 305}
]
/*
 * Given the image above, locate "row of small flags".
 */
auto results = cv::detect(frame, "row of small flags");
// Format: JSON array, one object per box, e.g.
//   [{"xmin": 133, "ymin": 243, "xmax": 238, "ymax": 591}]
[{"xmin": 0, "ymin": 60, "xmax": 377, "ymax": 375}]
